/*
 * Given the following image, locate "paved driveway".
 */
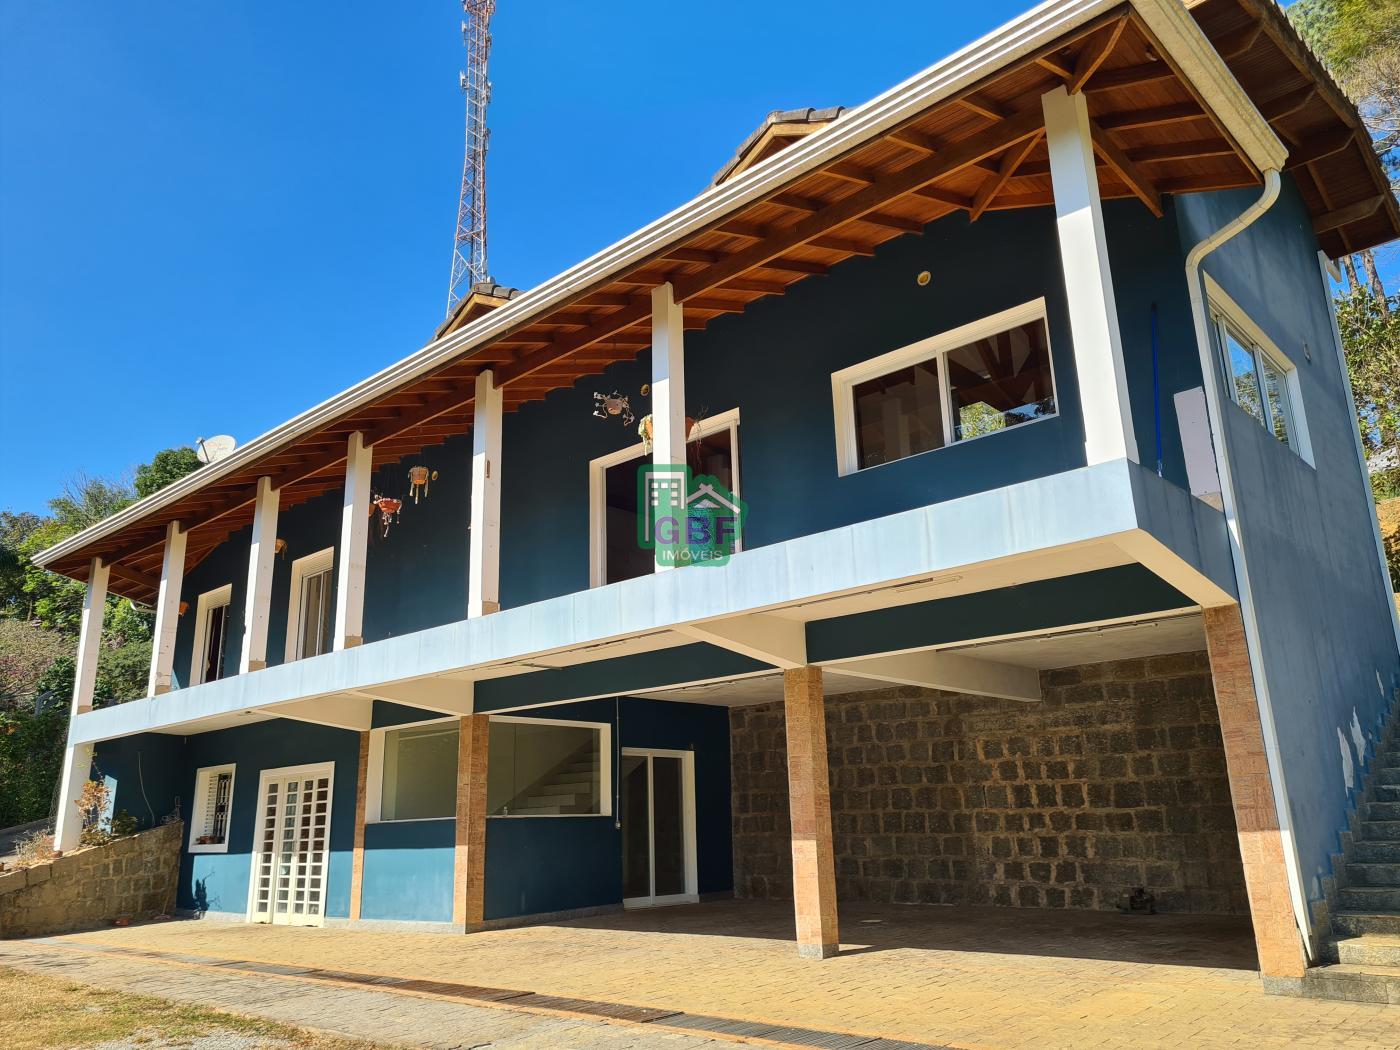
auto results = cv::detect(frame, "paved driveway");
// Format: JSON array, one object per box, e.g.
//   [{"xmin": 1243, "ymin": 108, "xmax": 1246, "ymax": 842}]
[{"xmin": 10, "ymin": 899, "xmax": 1400, "ymax": 1050}]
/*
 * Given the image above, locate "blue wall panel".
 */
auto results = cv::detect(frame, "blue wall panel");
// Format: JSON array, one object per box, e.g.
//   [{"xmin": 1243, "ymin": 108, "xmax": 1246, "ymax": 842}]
[
  {"xmin": 359, "ymin": 819, "xmax": 455, "ymax": 923},
  {"xmin": 1175, "ymin": 177, "xmax": 1400, "ymax": 906},
  {"xmin": 92, "ymin": 733, "xmax": 186, "ymax": 832}
]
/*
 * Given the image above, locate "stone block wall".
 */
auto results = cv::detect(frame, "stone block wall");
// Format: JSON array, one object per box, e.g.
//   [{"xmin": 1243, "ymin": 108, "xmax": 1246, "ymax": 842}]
[
  {"xmin": 0, "ymin": 822, "xmax": 182, "ymax": 938},
  {"xmin": 731, "ymin": 653, "xmax": 1249, "ymax": 914}
]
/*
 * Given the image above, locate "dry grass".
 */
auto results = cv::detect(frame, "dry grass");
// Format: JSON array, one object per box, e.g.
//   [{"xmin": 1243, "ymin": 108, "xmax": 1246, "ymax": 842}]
[{"xmin": 0, "ymin": 967, "xmax": 388, "ymax": 1049}]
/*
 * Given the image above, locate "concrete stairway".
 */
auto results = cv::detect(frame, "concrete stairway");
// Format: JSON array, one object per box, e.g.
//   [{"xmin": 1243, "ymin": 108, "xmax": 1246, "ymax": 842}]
[
  {"xmin": 502, "ymin": 748, "xmax": 599, "ymax": 815},
  {"xmin": 1301, "ymin": 715, "xmax": 1400, "ymax": 1004}
]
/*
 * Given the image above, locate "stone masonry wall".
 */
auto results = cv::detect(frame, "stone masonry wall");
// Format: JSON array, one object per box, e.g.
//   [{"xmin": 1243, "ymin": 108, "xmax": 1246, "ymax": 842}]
[
  {"xmin": 731, "ymin": 653, "xmax": 1249, "ymax": 914},
  {"xmin": 0, "ymin": 822, "xmax": 182, "ymax": 938}
]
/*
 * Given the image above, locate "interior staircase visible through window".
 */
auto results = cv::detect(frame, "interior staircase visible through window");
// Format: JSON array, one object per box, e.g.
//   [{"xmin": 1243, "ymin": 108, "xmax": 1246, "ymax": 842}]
[{"xmin": 500, "ymin": 744, "xmax": 600, "ymax": 816}]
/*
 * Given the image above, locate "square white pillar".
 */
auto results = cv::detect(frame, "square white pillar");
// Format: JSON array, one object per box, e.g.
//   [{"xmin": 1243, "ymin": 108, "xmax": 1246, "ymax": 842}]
[
  {"xmin": 335, "ymin": 432, "xmax": 373, "ymax": 649},
  {"xmin": 469, "ymin": 368, "xmax": 502, "ymax": 617},
  {"xmin": 239, "ymin": 476, "xmax": 280, "ymax": 673},
  {"xmin": 147, "ymin": 521, "xmax": 187, "ymax": 695},
  {"xmin": 650, "ymin": 282, "xmax": 687, "ymax": 571},
  {"xmin": 1042, "ymin": 85, "xmax": 1138, "ymax": 465},
  {"xmin": 53, "ymin": 741, "xmax": 95, "ymax": 853},
  {"xmin": 72, "ymin": 557, "xmax": 109, "ymax": 715}
]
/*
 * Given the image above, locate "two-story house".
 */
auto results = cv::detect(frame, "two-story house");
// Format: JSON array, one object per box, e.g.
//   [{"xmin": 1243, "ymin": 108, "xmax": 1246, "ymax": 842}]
[{"xmin": 32, "ymin": 0, "xmax": 1400, "ymax": 995}]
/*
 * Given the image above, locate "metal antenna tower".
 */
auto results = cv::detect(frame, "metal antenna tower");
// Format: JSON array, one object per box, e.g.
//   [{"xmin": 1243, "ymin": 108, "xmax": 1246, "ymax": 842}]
[{"xmin": 446, "ymin": 0, "xmax": 495, "ymax": 316}]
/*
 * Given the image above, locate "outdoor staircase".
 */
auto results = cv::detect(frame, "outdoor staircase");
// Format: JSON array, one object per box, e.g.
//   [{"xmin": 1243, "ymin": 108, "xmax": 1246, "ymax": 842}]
[
  {"xmin": 1300, "ymin": 712, "xmax": 1400, "ymax": 1004},
  {"xmin": 500, "ymin": 747, "xmax": 599, "ymax": 816}
]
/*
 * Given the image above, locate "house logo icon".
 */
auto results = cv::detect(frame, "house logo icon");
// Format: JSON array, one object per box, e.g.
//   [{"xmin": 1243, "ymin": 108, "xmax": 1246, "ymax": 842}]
[{"xmin": 638, "ymin": 464, "xmax": 745, "ymax": 568}]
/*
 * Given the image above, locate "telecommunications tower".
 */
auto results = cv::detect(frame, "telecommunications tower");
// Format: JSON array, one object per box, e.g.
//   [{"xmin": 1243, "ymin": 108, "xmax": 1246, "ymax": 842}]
[{"xmin": 446, "ymin": 0, "xmax": 495, "ymax": 315}]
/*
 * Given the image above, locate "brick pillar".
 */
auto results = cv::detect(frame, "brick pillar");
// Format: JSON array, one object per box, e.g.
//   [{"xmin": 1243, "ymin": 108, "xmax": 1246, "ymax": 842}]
[
  {"xmin": 348, "ymin": 731, "xmax": 370, "ymax": 921},
  {"xmin": 454, "ymin": 713, "xmax": 490, "ymax": 930},
  {"xmin": 783, "ymin": 666, "xmax": 839, "ymax": 959},
  {"xmin": 1203, "ymin": 605, "xmax": 1307, "ymax": 978}
]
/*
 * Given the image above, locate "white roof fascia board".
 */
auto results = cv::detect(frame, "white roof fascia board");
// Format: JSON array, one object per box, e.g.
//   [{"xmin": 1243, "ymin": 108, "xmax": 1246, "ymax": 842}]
[{"xmin": 36, "ymin": 0, "xmax": 1280, "ymax": 570}]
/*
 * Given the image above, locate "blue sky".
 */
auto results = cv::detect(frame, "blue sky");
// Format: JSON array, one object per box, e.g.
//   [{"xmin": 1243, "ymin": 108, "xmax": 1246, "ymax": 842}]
[{"xmin": 0, "ymin": 0, "xmax": 1383, "ymax": 517}]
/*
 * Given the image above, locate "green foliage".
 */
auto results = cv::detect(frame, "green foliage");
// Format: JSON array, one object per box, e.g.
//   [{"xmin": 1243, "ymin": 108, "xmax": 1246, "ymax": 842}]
[
  {"xmin": 0, "ymin": 706, "xmax": 68, "ymax": 827},
  {"xmin": 1335, "ymin": 287, "xmax": 1400, "ymax": 455},
  {"xmin": 0, "ymin": 619, "xmax": 68, "ymax": 713},
  {"xmin": 135, "ymin": 446, "xmax": 202, "ymax": 500}
]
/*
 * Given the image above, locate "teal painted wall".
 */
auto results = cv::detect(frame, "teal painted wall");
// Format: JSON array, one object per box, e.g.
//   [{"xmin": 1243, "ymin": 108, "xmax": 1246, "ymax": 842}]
[{"xmin": 1175, "ymin": 176, "xmax": 1400, "ymax": 908}]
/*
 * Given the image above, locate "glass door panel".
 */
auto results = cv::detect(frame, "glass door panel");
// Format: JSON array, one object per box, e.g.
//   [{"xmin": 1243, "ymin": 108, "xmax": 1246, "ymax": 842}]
[{"xmin": 620, "ymin": 750, "xmax": 693, "ymax": 907}]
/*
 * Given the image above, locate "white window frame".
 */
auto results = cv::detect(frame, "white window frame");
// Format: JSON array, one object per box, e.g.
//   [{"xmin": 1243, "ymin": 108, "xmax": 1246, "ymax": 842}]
[
  {"xmin": 487, "ymin": 714, "xmax": 613, "ymax": 819},
  {"xmin": 831, "ymin": 298, "xmax": 1059, "ymax": 476},
  {"xmin": 1204, "ymin": 275, "xmax": 1313, "ymax": 466},
  {"xmin": 366, "ymin": 716, "xmax": 460, "ymax": 824},
  {"xmin": 285, "ymin": 547, "xmax": 335, "ymax": 663},
  {"xmin": 587, "ymin": 408, "xmax": 741, "ymax": 588},
  {"xmin": 190, "ymin": 584, "xmax": 233, "ymax": 687},
  {"xmin": 188, "ymin": 763, "xmax": 237, "ymax": 854},
  {"xmin": 621, "ymin": 747, "xmax": 698, "ymax": 908}
]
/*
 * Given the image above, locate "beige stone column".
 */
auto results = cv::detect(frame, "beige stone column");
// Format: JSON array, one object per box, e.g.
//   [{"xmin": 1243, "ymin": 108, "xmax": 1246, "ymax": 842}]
[
  {"xmin": 453, "ymin": 713, "xmax": 490, "ymax": 930},
  {"xmin": 348, "ymin": 731, "xmax": 370, "ymax": 921},
  {"xmin": 1203, "ymin": 605, "xmax": 1307, "ymax": 978},
  {"xmin": 783, "ymin": 665, "xmax": 839, "ymax": 959}
]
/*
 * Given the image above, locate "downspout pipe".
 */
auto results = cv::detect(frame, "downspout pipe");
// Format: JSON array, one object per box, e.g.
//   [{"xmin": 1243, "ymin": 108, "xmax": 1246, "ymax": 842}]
[{"xmin": 1184, "ymin": 168, "xmax": 1315, "ymax": 961}]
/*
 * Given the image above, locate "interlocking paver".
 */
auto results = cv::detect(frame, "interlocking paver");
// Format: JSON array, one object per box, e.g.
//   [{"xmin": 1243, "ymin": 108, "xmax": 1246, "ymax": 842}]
[{"xmin": 8, "ymin": 899, "xmax": 1400, "ymax": 1049}]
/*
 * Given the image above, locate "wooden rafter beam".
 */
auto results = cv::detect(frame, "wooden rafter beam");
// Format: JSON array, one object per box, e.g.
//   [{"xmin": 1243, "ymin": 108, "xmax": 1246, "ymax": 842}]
[
  {"xmin": 1083, "ymin": 60, "xmax": 1172, "ymax": 93},
  {"xmin": 1068, "ymin": 16, "xmax": 1127, "ymax": 94},
  {"xmin": 1098, "ymin": 102, "xmax": 1204, "ymax": 132},
  {"xmin": 1285, "ymin": 127, "xmax": 1355, "ymax": 169},
  {"xmin": 1257, "ymin": 84, "xmax": 1316, "ymax": 123},
  {"xmin": 1312, "ymin": 194, "xmax": 1386, "ymax": 235},
  {"xmin": 970, "ymin": 131, "xmax": 1044, "ymax": 221},
  {"xmin": 671, "ymin": 107, "xmax": 1045, "ymax": 301},
  {"xmin": 958, "ymin": 92, "xmax": 1010, "ymax": 121},
  {"xmin": 1089, "ymin": 119, "xmax": 1162, "ymax": 217}
]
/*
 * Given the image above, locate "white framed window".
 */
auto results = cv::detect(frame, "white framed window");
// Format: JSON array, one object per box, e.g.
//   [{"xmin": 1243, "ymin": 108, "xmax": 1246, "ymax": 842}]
[
  {"xmin": 1204, "ymin": 276, "xmax": 1312, "ymax": 464},
  {"xmin": 587, "ymin": 409, "xmax": 741, "ymax": 587},
  {"xmin": 190, "ymin": 584, "xmax": 233, "ymax": 686},
  {"xmin": 285, "ymin": 547, "xmax": 335, "ymax": 662},
  {"xmin": 487, "ymin": 715, "xmax": 611, "ymax": 818},
  {"xmin": 189, "ymin": 763, "xmax": 236, "ymax": 853},
  {"xmin": 366, "ymin": 717, "xmax": 460, "ymax": 823},
  {"xmin": 831, "ymin": 299, "xmax": 1058, "ymax": 476}
]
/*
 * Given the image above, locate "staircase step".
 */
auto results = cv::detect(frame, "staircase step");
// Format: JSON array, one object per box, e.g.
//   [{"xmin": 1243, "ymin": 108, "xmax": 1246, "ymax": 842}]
[
  {"xmin": 1298, "ymin": 963, "xmax": 1400, "ymax": 1005},
  {"xmin": 1361, "ymin": 820, "xmax": 1400, "ymax": 841},
  {"xmin": 1376, "ymin": 784, "xmax": 1400, "ymax": 801},
  {"xmin": 1340, "ymin": 887, "xmax": 1400, "ymax": 911},
  {"xmin": 1333, "ymin": 935, "xmax": 1400, "ymax": 968},
  {"xmin": 1342, "ymin": 863, "xmax": 1400, "ymax": 887},
  {"xmin": 1333, "ymin": 911, "xmax": 1400, "ymax": 937},
  {"xmin": 1366, "ymin": 801, "xmax": 1400, "ymax": 821},
  {"xmin": 1376, "ymin": 769, "xmax": 1400, "ymax": 784},
  {"xmin": 1354, "ymin": 840, "xmax": 1400, "ymax": 864}
]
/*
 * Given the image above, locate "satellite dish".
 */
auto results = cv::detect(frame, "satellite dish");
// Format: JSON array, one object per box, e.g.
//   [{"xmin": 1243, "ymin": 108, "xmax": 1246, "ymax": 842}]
[{"xmin": 196, "ymin": 435, "xmax": 237, "ymax": 464}]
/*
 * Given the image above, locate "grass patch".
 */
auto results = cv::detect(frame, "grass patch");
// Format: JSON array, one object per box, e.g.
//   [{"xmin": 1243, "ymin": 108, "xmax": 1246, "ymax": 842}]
[{"xmin": 0, "ymin": 966, "xmax": 387, "ymax": 1049}]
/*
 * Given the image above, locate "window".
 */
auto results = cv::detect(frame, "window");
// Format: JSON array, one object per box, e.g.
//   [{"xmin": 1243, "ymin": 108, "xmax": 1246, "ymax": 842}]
[
  {"xmin": 832, "ymin": 300, "xmax": 1057, "ymax": 474},
  {"xmin": 589, "ymin": 410, "xmax": 740, "ymax": 587},
  {"xmin": 189, "ymin": 764, "xmax": 236, "ymax": 853},
  {"xmin": 379, "ymin": 721, "xmax": 459, "ymax": 821},
  {"xmin": 286, "ymin": 548, "xmax": 335, "ymax": 662},
  {"xmin": 1205, "ymin": 276, "xmax": 1310, "ymax": 463},
  {"xmin": 191, "ymin": 585, "xmax": 233, "ymax": 686},
  {"xmin": 487, "ymin": 717, "xmax": 610, "ymax": 817}
]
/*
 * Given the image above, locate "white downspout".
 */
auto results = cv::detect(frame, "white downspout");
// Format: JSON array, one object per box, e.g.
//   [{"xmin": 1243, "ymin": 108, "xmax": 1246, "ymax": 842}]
[{"xmin": 1184, "ymin": 168, "xmax": 1314, "ymax": 961}]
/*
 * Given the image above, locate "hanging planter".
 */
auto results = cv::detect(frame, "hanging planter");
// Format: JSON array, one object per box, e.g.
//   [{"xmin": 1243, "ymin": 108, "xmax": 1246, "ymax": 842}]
[
  {"xmin": 372, "ymin": 495, "xmax": 403, "ymax": 538},
  {"xmin": 407, "ymin": 466, "xmax": 438, "ymax": 504},
  {"xmin": 638, "ymin": 414, "xmax": 698, "ymax": 455}
]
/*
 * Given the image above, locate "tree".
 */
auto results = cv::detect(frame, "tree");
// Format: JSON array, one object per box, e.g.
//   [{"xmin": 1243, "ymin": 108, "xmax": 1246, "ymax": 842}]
[
  {"xmin": 1336, "ymin": 287, "xmax": 1400, "ymax": 457},
  {"xmin": 135, "ymin": 446, "xmax": 202, "ymax": 499}
]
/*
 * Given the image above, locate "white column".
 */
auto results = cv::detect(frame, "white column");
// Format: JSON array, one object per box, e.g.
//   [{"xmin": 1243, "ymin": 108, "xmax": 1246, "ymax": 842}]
[
  {"xmin": 1042, "ymin": 85, "xmax": 1138, "ymax": 465},
  {"xmin": 53, "ymin": 740, "xmax": 95, "ymax": 853},
  {"xmin": 57, "ymin": 556, "xmax": 107, "ymax": 854},
  {"xmin": 651, "ymin": 282, "xmax": 687, "ymax": 571},
  {"xmin": 240, "ymin": 476, "xmax": 280, "ymax": 673},
  {"xmin": 334, "ymin": 432, "xmax": 373, "ymax": 649},
  {"xmin": 147, "ymin": 521, "xmax": 187, "ymax": 696},
  {"xmin": 72, "ymin": 557, "xmax": 109, "ymax": 715},
  {"xmin": 468, "ymin": 368, "xmax": 502, "ymax": 617}
]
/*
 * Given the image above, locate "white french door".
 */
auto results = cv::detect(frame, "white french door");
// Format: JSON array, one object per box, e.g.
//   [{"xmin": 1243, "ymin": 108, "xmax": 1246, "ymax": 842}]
[
  {"xmin": 621, "ymin": 748, "xmax": 698, "ymax": 908},
  {"xmin": 248, "ymin": 763, "xmax": 334, "ymax": 926}
]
